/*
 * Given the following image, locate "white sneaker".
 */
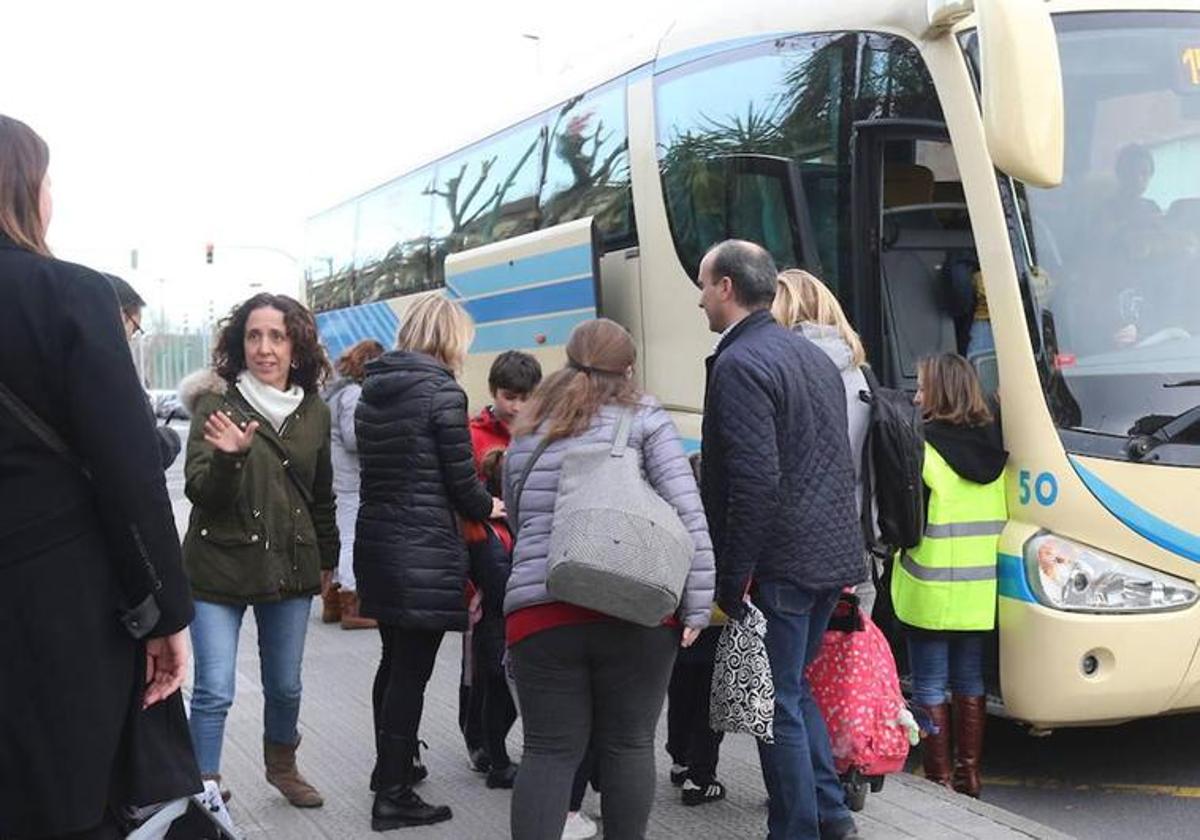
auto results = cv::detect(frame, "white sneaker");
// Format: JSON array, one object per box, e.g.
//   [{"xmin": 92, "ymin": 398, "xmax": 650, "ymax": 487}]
[{"xmin": 562, "ymin": 811, "xmax": 598, "ymax": 840}]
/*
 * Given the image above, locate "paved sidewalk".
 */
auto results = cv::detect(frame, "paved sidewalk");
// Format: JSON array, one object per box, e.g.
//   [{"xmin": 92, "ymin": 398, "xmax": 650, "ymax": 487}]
[{"xmin": 208, "ymin": 608, "xmax": 1073, "ymax": 839}]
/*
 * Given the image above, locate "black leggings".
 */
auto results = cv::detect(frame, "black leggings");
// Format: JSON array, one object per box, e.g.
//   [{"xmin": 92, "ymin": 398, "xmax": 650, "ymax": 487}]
[
  {"xmin": 474, "ymin": 614, "xmax": 517, "ymax": 768},
  {"xmin": 665, "ymin": 626, "xmax": 724, "ymax": 782},
  {"xmin": 373, "ymin": 625, "xmax": 443, "ymax": 742},
  {"xmin": 509, "ymin": 622, "xmax": 678, "ymax": 840}
]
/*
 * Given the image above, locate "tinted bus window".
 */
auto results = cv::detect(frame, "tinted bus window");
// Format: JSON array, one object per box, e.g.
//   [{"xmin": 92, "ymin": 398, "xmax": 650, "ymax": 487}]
[
  {"xmin": 306, "ymin": 201, "xmax": 358, "ymax": 312},
  {"xmin": 354, "ymin": 168, "xmax": 436, "ymax": 303},
  {"xmin": 541, "ymin": 80, "xmax": 633, "ymax": 245},
  {"xmin": 430, "ymin": 116, "xmax": 547, "ymax": 284},
  {"xmin": 656, "ymin": 34, "xmax": 854, "ymax": 283},
  {"xmin": 655, "ymin": 33, "xmax": 942, "ymax": 286}
]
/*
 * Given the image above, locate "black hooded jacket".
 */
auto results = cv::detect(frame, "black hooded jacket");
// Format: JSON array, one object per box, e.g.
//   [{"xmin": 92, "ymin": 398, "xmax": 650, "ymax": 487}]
[
  {"xmin": 354, "ymin": 351, "xmax": 493, "ymax": 630},
  {"xmin": 924, "ymin": 419, "xmax": 1008, "ymax": 487}
]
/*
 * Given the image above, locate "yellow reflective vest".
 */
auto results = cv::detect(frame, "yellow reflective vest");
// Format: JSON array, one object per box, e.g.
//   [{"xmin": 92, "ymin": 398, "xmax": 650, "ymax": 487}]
[{"xmin": 891, "ymin": 442, "xmax": 1007, "ymax": 632}]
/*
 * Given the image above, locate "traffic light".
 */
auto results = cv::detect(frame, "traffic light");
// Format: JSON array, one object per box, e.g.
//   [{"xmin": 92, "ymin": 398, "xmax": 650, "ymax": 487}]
[{"xmin": 205, "ymin": 242, "xmax": 214, "ymax": 264}]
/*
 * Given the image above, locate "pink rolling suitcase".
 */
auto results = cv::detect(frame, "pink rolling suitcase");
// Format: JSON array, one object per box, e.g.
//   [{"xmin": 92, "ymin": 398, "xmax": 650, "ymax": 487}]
[{"xmin": 805, "ymin": 592, "xmax": 914, "ymax": 811}]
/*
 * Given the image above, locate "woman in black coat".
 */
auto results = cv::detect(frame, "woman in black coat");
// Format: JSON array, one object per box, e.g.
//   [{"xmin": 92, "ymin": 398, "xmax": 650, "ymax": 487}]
[
  {"xmin": 0, "ymin": 115, "xmax": 197, "ymax": 839},
  {"xmin": 356, "ymin": 294, "xmax": 501, "ymax": 831}
]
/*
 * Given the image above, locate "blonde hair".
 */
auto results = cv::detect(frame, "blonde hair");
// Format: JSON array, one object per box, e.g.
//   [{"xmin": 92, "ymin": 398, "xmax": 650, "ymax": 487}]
[
  {"xmin": 396, "ymin": 295, "xmax": 474, "ymax": 375},
  {"xmin": 514, "ymin": 318, "xmax": 640, "ymax": 442},
  {"xmin": 771, "ymin": 269, "xmax": 866, "ymax": 367},
  {"xmin": 917, "ymin": 353, "xmax": 993, "ymax": 427}
]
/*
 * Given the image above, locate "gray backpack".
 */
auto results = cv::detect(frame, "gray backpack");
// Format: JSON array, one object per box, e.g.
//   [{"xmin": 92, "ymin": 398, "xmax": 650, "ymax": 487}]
[{"xmin": 513, "ymin": 408, "xmax": 694, "ymax": 627}]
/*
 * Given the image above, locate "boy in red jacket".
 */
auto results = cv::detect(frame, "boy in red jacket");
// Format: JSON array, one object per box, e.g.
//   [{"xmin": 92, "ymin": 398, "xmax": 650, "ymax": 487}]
[
  {"xmin": 469, "ymin": 350, "xmax": 543, "ymax": 471},
  {"xmin": 459, "ymin": 351, "xmax": 542, "ymax": 781}
]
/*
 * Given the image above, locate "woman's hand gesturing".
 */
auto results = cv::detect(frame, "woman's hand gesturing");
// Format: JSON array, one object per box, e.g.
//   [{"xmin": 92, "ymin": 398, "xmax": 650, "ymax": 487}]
[{"xmin": 204, "ymin": 410, "xmax": 259, "ymax": 454}]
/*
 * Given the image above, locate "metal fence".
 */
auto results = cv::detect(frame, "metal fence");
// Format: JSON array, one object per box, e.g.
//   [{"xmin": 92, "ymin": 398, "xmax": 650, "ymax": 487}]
[{"xmin": 132, "ymin": 331, "xmax": 213, "ymax": 391}]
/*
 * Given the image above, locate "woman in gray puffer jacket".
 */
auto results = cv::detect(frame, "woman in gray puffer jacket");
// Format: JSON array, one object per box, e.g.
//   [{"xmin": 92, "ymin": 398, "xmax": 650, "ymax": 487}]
[
  {"xmin": 321, "ymin": 339, "xmax": 384, "ymax": 629},
  {"xmin": 773, "ymin": 269, "xmax": 880, "ymax": 616},
  {"xmin": 503, "ymin": 318, "xmax": 714, "ymax": 840}
]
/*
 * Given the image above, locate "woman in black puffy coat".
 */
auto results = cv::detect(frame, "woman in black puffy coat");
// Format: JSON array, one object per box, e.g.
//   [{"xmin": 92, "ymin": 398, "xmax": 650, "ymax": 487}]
[{"xmin": 355, "ymin": 295, "xmax": 502, "ymax": 831}]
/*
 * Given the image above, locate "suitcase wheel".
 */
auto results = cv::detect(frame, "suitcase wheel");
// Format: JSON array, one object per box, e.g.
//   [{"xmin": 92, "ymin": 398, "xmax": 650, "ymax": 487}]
[{"xmin": 841, "ymin": 769, "xmax": 868, "ymax": 812}]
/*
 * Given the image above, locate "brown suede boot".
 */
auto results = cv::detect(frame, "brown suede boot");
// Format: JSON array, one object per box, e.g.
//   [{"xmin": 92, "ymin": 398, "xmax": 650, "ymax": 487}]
[
  {"xmin": 200, "ymin": 772, "xmax": 231, "ymax": 803},
  {"xmin": 952, "ymin": 695, "xmax": 986, "ymax": 798},
  {"xmin": 919, "ymin": 704, "xmax": 953, "ymax": 788},
  {"xmin": 264, "ymin": 736, "xmax": 324, "ymax": 808},
  {"xmin": 320, "ymin": 578, "xmax": 341, "ymax": 623},
  {"xmin": 339, "ymin": 589, "xmax": 377, "ymax": 630}
]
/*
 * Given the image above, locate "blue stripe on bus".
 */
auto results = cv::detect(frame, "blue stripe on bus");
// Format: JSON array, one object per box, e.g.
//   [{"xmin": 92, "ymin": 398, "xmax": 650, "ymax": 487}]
[
  {"xmin": 463, "ymin": 276, "xmax": 595, "ymax": 325},
  {"xmin": 1069, "ymin": 457, "xmax": 1200, "ymax": 564},
  {"xmin": 998, "ymin": 552, "xmax": 1036, "ymax": 603},
  {"xmin": 681, "ymin": 437, "xmax": 701, "ymax": 454},
  {"xmin": 316, "ymin": 302, "xmax": 399, "ymax": 360},
  {"xmin": 472, "ymin": 310, "xmax": 594, "ymax": 354},
  {"xmin": 448, "ymin": 243, "xmax": 594, "ymax": 298}
]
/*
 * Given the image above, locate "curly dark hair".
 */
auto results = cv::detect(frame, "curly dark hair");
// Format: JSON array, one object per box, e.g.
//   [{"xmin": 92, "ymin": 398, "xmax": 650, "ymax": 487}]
[{"xmin": 212, "ymin": 293, "xmax": 332, "ymax": 392}]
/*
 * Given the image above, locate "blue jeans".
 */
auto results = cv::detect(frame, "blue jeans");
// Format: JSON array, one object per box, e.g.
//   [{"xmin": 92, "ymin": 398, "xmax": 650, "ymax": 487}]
[
  {"xmin": 966, "ymin": 319, "xmax": 995, "ymax": 362},
  {"xmin": 188, "ymin": 597, "xmax": 312, "ymax": 774},
  {"xmin": 907, "ymin": 634, "xmax": 985, "ymax": 708},
  {"xmin": 753, "ymin": 581, "xmax": 848, "ymax": 840}
]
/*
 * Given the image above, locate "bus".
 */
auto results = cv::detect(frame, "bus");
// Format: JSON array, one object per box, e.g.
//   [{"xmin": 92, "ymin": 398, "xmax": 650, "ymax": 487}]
[{"xmin": 305, "ymin": 0, "xmax": 1200, "ymax": 729}]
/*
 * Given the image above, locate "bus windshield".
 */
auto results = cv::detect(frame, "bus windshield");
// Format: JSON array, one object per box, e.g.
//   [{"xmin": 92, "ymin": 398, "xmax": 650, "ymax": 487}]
[{"xmin": 1005, "ymin": 12, "xmax": 1200, "ymax": 454}]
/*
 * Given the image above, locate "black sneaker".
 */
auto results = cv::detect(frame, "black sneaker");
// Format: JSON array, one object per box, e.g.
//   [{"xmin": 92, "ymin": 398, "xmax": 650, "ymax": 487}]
[
  {"xmin": 669, "ymin": 764, "xmax": 689, "ymax": 787},
  {"xmin": 681, "ymin": 778, "xmax": 726, "ymax": 806},
  {"xmin": 819, "ymin": 817, "xmax": 862, "ymax": 840},
  {"xmin": 469, "ymin": 747, "xmax": 492, "ymax": 774}
]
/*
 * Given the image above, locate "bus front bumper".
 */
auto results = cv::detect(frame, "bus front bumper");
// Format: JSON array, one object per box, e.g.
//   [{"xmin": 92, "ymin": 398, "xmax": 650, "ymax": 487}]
[{"xmin": 998, "ymin": 595, "xmax": 1200, "ymax": 727}]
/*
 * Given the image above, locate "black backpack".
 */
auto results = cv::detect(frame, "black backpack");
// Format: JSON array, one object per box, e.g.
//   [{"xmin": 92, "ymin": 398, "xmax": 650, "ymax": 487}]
[{"xmin": 859, "ymin": 366, "xmax": 925, "ymax": 553}]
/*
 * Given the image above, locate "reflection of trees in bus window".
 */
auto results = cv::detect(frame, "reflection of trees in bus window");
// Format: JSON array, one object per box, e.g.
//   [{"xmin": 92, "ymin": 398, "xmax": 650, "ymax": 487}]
[
  {"xmin": 305, "ymin": 201, "xmax": 357, "ymax": 313},
  {"xmin": 354, "ymin": 169, "xmax": 436, "ymax": 304},
  {"xmin": 857, "ymin": 34, "xmax": 942, "ymax": 122},
  {"xmin": 308, "ymin": 77, "xmax": 634, "ymax": 304},
  {"xmin": 656, "ymin": 32, "xmax": 942, "ymax": 286},
  {"xmin": 429, "ymin": 117, "xmax": 547, "ymax": 283},
  {"xmin": 540, "ymin": 82, "xmax": 633, "ymax": 244}
]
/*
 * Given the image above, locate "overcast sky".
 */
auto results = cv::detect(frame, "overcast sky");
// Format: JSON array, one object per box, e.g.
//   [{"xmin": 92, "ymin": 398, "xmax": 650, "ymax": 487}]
[{"xmin": 4, "ymin": 1, "xmax": 679, "ymax": 329}]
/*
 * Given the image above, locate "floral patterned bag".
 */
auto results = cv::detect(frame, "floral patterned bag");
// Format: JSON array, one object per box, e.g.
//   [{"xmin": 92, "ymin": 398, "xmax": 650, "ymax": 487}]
[
  {"xmin": 709, "ymin": 602, "xmax": 775, "ymax": 743},
  {"xmin": 805, "ymin": 593, "xmax": 912, "ymax": 776}
]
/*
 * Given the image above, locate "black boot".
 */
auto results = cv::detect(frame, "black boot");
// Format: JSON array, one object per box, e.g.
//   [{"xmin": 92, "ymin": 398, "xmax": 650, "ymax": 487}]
[
  {"xmin": 372, "ymin": 735, "xmax": 426, "ymax": 792},
  {"xmin": 371, "ymin": 735, "xmax": 452, "ymax": 831}
]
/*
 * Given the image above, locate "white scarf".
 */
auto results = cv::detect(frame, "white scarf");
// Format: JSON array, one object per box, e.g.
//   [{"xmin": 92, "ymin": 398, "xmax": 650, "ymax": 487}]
[{"xmin": 236, "ymin": 371, "xmax": 304, "ymax": 432}]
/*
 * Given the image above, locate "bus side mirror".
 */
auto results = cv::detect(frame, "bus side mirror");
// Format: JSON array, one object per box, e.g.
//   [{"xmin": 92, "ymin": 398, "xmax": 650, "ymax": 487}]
[{"xmin": 976, "ymin": 0, "xmax": 1064, "ymax": 188}]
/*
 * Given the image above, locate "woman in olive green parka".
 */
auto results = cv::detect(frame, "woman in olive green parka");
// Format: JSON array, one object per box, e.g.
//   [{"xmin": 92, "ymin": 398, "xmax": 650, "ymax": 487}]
[{"xmin": 179, "ymin": 293, "xmax": 338, "ymax": 809}]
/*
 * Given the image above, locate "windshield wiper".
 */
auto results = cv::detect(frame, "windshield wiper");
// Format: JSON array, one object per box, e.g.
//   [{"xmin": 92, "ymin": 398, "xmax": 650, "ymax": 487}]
[
  {"xmin": 1164, "ymin": 379, "xmax": 1200, "ymax": 388},
  {"xmin": 1127, "ymin": 403, "xmax": 1200, "ymax": 460}
]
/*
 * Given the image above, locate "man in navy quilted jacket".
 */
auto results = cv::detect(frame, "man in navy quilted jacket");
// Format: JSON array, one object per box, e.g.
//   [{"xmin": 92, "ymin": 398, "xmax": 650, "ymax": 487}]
[{"xmin": 698, "ymin": 239, "xmax": 865, "ymax": 840}]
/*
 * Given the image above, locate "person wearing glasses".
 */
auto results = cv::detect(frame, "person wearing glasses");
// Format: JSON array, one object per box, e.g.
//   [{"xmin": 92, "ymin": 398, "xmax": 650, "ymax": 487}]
[{"xmin": 105, "ymin": 273, "xmax": 183, "ymax": 470}]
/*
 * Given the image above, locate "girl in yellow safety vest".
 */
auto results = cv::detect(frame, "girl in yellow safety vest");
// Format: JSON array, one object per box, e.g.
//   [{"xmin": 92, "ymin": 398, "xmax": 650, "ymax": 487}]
[{"xmin": 896, "ymin": 353, "xmax": 1007, "ymax": 799}]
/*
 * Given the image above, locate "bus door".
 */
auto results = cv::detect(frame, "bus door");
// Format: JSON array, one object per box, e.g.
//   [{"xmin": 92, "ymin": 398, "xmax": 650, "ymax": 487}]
[
  {"xmin": 850, "ymin": 121, "xmax": 998, "ymax": 690},
  {"xmin": 850, "ymin": 119, "xmax": 985, "ymax": 393}
]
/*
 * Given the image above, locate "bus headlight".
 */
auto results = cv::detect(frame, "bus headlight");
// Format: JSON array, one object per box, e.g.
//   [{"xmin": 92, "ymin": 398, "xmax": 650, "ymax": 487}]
[{"xmin": 1024, "ymin": 534, "xmax": 1199, "ymax": 613}]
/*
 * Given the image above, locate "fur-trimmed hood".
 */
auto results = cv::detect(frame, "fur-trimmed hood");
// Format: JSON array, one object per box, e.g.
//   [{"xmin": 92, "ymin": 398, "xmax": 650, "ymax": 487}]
[{"xmin": 178, "ymin": 368, "xmax": 227, "ymax": 417}]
